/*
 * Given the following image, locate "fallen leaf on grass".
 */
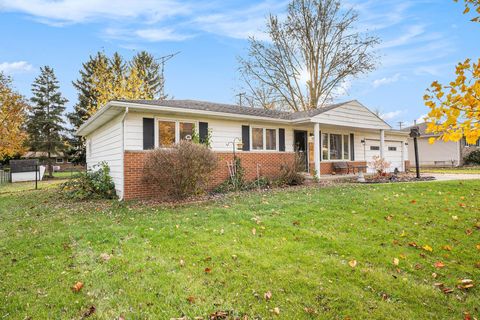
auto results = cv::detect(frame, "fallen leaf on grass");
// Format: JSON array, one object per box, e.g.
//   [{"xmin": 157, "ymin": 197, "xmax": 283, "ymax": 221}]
[
  {"xmin": 272, "ymin": 307, "xmax": 280, "ymax": 315},
  {"xmin": 452, "ymin": 216, "xmax": 459, "ymax": 221},
  {"xmin": 81, "ymin": 305, "xmax": 95, "ymax": 318},
  {"xmin": 459, "ymin": 203, "xmax": 467, "ymax": 208},
  {"xmin": 186, "ymin": 296, "xmax": 196, "ymax": 304},
  {"xmin": 465, "ymin": 229, "xmax": 473, "ymax": 236},
  {"xmin": 204, "ymin": 267, "xmax": 212, "ymax": 274},
  {"xmin": 304, "ymin": 307, "xmax": 317, "ymax": 315},
  {"xmin": 348, "ymin": 260, "xmax": 357, "ymax": 268},
  {"xmin": 410, "ymin": 200, "xmax": 417, "ymax": 204},
  {"xmin": 209, "ymin": 310, "xmax": 229, "ymax": 319},
  {"xmin": 434, "ymin": 261, "xmax": 445, "ymax": 269},
  {"xmin": 393, "ymin": 258, "xmax": 399, "ymax": 266},
  {"xmin": 442, "ymin": 287, "xmax": 454, "ymax": 294},
  {"xmin": 408, "ymin": 242, "xmax": 418, "ymax": 248},
  {"xmin": 251, "ymin": 228, "xmax": 256, "ymax": 235},
  {"xmin": 476, "ymin": 244, "xmax": 480, "ymax": 251},
  {"xmin": 99, "ymin": 253, "xmax": 111, "ymax": 262},
  {"xmin": 422, "ymin": 245, "xmax": 433, "ymax": 252},
  {"xmin": 458, "ymin": 279, "xmax": 474, "ymax": 290},
  {"xmin": 264, "ymin": 291, "xmax": 272, "ymax": 301},
  {"xmin": 179, "ymin": 259, "xmax": 185, "ymax": 267},
  {"xmin": 385, "ymin": 215, "xmax": 393, "ymax": 221},
  {"xmin": 442, "ymin": 245, "xmax": 452, "ymax": 251},
  {"xmin": 72, "ymin": 281, "xmax": 84, "ymax": 293}
]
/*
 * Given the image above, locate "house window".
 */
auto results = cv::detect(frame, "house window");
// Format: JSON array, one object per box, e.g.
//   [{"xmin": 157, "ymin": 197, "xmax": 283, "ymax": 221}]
[
  {"xmin": 158, "ymin": 121, "xmax": 176, "ymax": 147},
  {"xmin": 370, "ymin": 146, "xmax": 380, "ymax": 151},
  {"xmin": 321, "ymin": 133, "xmax": 350, "ymax": 161},
  {"xmin": 56, "ymin": 158, "xmax": 64, "ymax": 164},
  {"xmin": 252, "ymin": 127, "xmax": 277, "ymax": 151},
  {"xmin": 266, "ymin": 129, "xmax": 276, "ymax": 150},
  {"xmin": 180, "ymin": 122, "xmax": 194, "ymax": 141},
  {"xmin": 343, "ymin": 135, "xmax": 349, "ymax": 159},
  {"xmin": 388, "ymin": 146, "xmax": 397, "ymax": 151},
  {"xmin": 66, "ymin": 158, "xmax": 72, "ymax": 163},
  {"xmin": 329, "ymin": 134, "xmax": 342, "ymax": 160},
  {"xmin": 252, "ymin": 128, "xmax": 264, "ymax": 150},
  {"xmin": 322, "ymin": 133, "xmax": 328, "ymax": 160}
]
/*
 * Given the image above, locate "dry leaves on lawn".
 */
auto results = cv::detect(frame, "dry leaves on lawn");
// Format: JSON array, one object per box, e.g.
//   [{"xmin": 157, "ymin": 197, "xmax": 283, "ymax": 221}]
[
  {"xmin": 72, "ymin": 281, "xmax": 84, "ymax": 293},
  {"xmin": 348, "ymin": 260, "xmax": 357, "ymax": 268}
]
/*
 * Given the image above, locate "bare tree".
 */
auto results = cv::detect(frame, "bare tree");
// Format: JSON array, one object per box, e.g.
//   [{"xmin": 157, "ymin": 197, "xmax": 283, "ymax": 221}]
[{"xmin": 239, "ymin": 0, "xmax": 379, "ymax": 112}]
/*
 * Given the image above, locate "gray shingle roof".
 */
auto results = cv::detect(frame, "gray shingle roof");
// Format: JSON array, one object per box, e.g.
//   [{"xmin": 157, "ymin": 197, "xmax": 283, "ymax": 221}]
[
  {"xmin": 402, "ymin": 122, "xmax": 436, "ymax": 137},
  {"xmin": 117, "ymin": 99, "xmax": 353, "ymax": 120}
]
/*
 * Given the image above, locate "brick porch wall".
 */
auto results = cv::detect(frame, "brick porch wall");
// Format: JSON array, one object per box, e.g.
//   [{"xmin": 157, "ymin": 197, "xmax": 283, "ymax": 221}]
[
  {"xmin": 308, "ymin": 161, "xmax": 367, "ymax": 174},
  {"xmin": 124, "ymin": 151, "xmax": 296, "ymax": 200}
]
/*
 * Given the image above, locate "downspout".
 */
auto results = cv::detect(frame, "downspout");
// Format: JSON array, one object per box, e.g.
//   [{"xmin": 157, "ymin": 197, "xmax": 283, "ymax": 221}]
[{"xmin": 120, "ymin": 107, "xmax": 129, "ymax": 200}]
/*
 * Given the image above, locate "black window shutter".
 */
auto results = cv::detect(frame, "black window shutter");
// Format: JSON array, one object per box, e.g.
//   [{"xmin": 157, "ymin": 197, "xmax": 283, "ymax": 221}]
[
  {"xmin": 143, "ymin": 118, "xmax": 154, "ymax": 150},
  {"xmin": 199, "ymin": 122, "xmax": 208, "ymax": 144},
  {"xmin": 279, "ymin": 128, "xmax": 285, "ymax": 152},
  {"xmin": 350, "ymin": 133, "xmax": 355, "ymax": 161},
  {"xmin": 241, "ymin": 125, "xmax": 250, "ymax": 151}
]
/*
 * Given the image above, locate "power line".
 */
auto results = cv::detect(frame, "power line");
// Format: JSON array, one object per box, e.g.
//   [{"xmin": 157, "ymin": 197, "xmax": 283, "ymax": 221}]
[{"xmin": 235, "ymin": 92, "xmax": 247, "ymax": 106}]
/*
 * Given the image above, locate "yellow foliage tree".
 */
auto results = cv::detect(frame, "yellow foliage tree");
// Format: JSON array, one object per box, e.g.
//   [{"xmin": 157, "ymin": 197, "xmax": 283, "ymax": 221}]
[
  {"xmin": 455, "ymin": 0, "xmax": 480, "ymax": 22},
  {"xmin": 424, "ymin": 59, "xmax": 480, "ymax": 144},
  {"xmin": 0, "ymin": 73, "xmax": 28, "ymax": 160},
  {"xmin": 423, "ymin": 1, "xmax": 480, "ymax": 144},
  {"xmin": 91, "ymin": 62, "xmax": 151, "ymax": 114}
]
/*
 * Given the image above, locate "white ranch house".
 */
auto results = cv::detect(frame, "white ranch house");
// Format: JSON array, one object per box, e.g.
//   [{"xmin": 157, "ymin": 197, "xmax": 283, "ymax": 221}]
[{"xmin": 77, "ymin": 99, "xmax": 409, "ymax": 200}]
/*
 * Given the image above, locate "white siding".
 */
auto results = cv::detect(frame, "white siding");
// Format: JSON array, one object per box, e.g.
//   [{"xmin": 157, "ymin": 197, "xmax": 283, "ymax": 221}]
[
  {"xmin": 85, "ymin": 114, "xmax": 124, "ymax": 198},
  {"xmin": 408, "ymin": 138, "xmax": 460, "ymax": 167},
  {"xmin": 313, "ymin": 101, "xmax": 391, "ymax": 130},
  {"xmin": 124, "ymin": 112, "xmax": 296, "ymax": 152}
]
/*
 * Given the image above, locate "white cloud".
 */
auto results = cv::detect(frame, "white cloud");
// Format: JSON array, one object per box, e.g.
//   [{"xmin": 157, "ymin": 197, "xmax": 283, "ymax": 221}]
[
  {"xmin": 0, "ymin": 61, "xmax": 34, "ymax": 74},
  {"xmin": 104, "ymin": 27, "xmax": 192, "ymax": 42},
  {"xmin": 372, "ymin": 73, "xmax": 401, "ymax": 88},
  {"xmin": 0, "ymin": 0, "xmax": 190, "ymax": 25},
  {"xmin": 380, "ymin": 110, "xmax": 403, "ymax": 120}
]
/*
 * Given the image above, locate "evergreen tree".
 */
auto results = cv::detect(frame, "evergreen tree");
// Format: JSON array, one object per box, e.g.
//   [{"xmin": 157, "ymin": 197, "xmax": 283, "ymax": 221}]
[
  {"xmin": 27, "ymin": 66, "xmax": 67, "ymax": 177},
  {"xmin": 67, "ymin": 52, "xmax": 109, "ymax": 164},
  {"xmin": 131, "ymin": 51, "xmax": 164, "ymax": 99}
]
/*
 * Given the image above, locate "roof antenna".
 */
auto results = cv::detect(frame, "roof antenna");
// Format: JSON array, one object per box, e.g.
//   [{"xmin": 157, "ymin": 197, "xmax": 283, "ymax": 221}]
[
  {"xmin": 156, "ymin": 51, "xmax": 180, "ymax": 100},
  {"xmin": 235, "ymin": 92, "xmax": 247, "ymax": 107}
]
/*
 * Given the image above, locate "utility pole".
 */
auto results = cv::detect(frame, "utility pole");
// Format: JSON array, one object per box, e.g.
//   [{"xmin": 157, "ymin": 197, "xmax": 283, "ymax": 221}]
[
  {"xmin": 235, "ymin": 92, "xmax": 246, "ymax": 106},
  {"xmin": 156, "ymin": 51, "xmax": 180, "ymax": 99},
  {"xmin": 397, "ymin": 121, "xmax": 404, "ymax": 130}
]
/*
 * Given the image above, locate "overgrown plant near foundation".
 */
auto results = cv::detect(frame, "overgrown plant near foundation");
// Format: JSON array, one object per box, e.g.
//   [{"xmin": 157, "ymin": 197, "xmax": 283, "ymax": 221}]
[
  {"xmin": 277, "ymin": 152, "xmax": 305, "ymax": 186},
  {"xmin": 60, "ymin": 162, "xmax": 116, "ymax": 200},
  {"xmin": 214, "ymin": 157, "xmax": 246, "ymax": 193},
  {"xmin": 464, "ymin": 149, "xmax": 480, "ymax": 165},
  {"xmin": 369, "ymin": 155, "xmax": 391, "ymax": 176},
  {"xmin": 143, "ymin": 141, "xmax": 217, "ymax": 199}
]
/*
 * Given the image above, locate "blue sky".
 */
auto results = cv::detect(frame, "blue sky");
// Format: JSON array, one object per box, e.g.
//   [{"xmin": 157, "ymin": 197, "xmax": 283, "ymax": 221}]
[{"xmin": 0, "ymin": 0, "xmax": 478, "ymax": 129}]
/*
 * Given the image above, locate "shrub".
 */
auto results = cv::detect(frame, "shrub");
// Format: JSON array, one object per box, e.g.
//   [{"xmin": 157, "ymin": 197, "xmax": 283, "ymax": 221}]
[
  {"xmin": 277, "ymin": 152, "xmax": 305, "ymax": 186},
  {"xmin": 60, "ymin": 162, "xmax": 116, "ymax": 200},
  {"xmin": 464, "ymin": 149, "xmax": 480, "ymax": 165},
  {"xmin": 143, "ymin": 141, "xmax": 218, "ymax": 199},
  {"xmin": 369, "ymin": 156, "xmax": 391, "ymax": 175}
]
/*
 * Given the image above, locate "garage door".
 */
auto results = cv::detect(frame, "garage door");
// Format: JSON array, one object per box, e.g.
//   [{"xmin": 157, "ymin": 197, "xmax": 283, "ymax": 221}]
[{"xmin": 365, "ymin": 140, "xmax": 403, "ymax": 173}]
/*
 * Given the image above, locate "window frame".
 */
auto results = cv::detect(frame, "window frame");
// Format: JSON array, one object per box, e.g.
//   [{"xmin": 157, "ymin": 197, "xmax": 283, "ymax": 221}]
[
  {"xmin": 154, "ymin": 118, "xmax": 198, "ymax": 148},
  {"xmin": 320, "ymin": 132, "xmax": 351, "ymax": 161},
  {"xmin": 56, "ymin": 158, "xmax": 64, "ymax": 164},
  {"xmin": 250, "ymin": 127, "xmax": 278, "ymax": 152}
]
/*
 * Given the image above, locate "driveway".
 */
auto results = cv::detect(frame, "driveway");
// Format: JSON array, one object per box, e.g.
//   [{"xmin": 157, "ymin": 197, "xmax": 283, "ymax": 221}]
[{"xmin": 428, "ymin": 173, "xmax": 480, "ymax": 181}]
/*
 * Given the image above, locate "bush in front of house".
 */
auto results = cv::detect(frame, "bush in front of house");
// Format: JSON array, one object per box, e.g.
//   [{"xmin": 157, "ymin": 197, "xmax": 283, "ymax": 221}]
[
  {"xmin": 60, "ymin": 162, "xmax": 116, "ymax": 200},
  {"xmin": 464, "ymin": 149, "xmax": 480, "ymax": 165},
  {"xmin": 143, "ymin": 141, "xmax": 218, "ymax": 199},
  {"xmin": 277, "ymin": 152, "xmax": 305, "ymax": 186}
]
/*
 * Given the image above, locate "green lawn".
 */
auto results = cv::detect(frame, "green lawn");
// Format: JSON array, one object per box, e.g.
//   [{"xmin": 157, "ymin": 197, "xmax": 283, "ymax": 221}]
[
  {"xmin": 1, "ymin": 181, "xmax": 479, "ymax": 319},
  {"xmin": 422, "ymin": 166, "xmax": 480, "ymax": 174}
]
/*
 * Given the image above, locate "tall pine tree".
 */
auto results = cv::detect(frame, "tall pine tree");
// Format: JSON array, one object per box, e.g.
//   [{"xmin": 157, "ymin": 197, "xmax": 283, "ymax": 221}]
[
  {"xmin": 67, "ymin": 52, "xmax": 109, "ymax": 164},
  {"xmin": 131, "ymin": 51, "xmax": 164, "ymax": 99},
  {"xmin": 28, "ymin": 66, "xmax": 67, "ymax": 177}
]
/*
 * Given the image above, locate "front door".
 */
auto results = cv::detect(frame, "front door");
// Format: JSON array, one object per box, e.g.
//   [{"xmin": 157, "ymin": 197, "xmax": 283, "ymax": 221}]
[{"xmin": 294, "ymin": 130, "xmax": 308, "ymax": 172}]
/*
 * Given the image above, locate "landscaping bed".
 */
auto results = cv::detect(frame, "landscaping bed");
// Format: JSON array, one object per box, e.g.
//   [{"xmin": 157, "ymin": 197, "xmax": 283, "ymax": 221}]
[{"xmin": 362, "ymin": 173, "xmax": 436, "ymax": 183}]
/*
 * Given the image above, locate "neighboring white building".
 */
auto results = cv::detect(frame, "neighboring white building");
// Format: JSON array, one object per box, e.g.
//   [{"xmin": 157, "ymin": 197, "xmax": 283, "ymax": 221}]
[
  {"xmin": 77, "ymin": 99, "xmax": 410, "ymax": 200},
  {"xmin": 404, "ymin": 122, "xmax": 480, "ymax": 167}
]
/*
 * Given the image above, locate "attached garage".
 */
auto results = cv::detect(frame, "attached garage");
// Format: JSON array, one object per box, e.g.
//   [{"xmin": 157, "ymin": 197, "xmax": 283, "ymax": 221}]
[{"xmin": 365, "ymin": 139, "xmax": 406, "ymax": 173}]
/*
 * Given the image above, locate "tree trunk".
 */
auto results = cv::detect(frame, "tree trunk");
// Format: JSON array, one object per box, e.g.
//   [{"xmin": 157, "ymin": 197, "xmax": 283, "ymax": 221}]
[{"xmin": 47, "ymin": 151, "xmax": 53, "ymax": 178}]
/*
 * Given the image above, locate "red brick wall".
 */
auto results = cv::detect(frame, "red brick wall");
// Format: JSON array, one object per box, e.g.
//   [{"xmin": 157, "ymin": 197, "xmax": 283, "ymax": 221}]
[
  {"xmin": 123, "ymin": 151, "xmax": 296, "ymax": 200},
  {"xmin": 309, "ymin": 161, "xmax": 368, "ymax": 174}
]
